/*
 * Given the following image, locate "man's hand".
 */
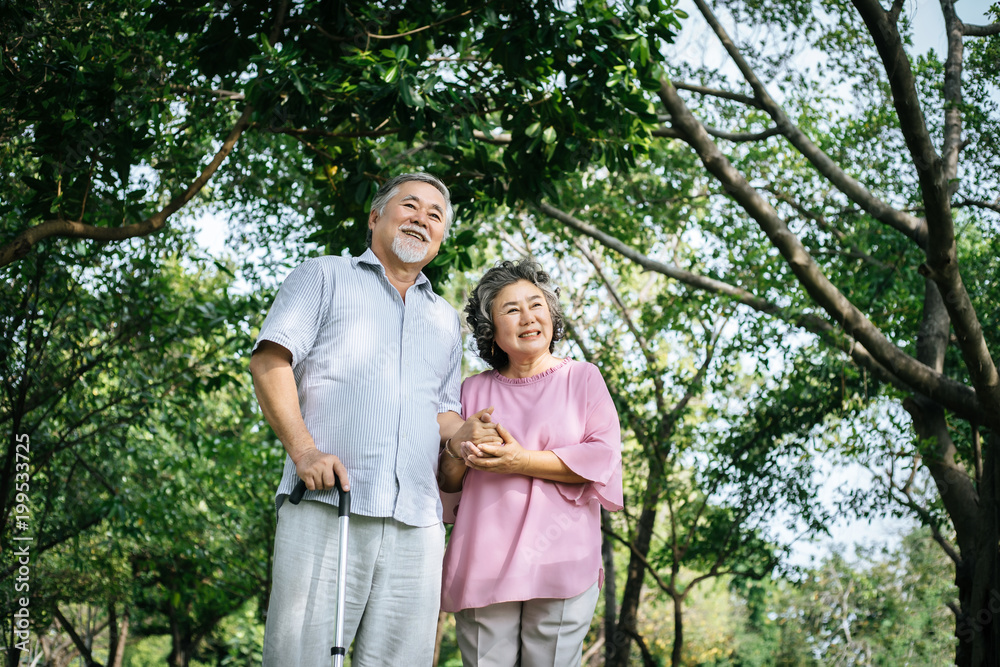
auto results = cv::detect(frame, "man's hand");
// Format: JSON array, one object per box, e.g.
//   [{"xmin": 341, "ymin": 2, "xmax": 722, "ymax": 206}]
[
  {"xmin": 446, "ymin": 407, "xmax": 503, "ymax": 458},
  {"xmin": 294, "ymin": 448, "xmax": 350, "ymax": 492}
]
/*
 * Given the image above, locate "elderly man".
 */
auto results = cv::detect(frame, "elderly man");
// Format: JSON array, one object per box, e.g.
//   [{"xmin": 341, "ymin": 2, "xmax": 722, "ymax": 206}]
[{"xmin": 250, "ymin": 173, "xmax": 486, "ymax": 666}]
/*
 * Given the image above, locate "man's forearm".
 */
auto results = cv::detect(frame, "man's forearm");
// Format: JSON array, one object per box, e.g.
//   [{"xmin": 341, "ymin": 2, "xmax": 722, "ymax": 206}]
[{"xmin": 250, "ymin": 352, "xmax": 316, "ymax": 464}]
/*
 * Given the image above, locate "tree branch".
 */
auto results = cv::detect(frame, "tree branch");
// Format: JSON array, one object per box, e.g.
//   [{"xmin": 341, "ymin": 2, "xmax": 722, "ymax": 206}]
[
  {"xmin": 888, "ymin": 474, "xmax": 962, "ymax": 565},
  {"xmin": 938, "ymin": 0, "xmax": 965, "ymax": 182},
  {"xmin": 623, "ymin": 627, "xmax": 658, "ymax": 667},
  {"xmin": 671, "ymin": 80, "xmax": 764, "ymax": 109},
  {"xmin": 902, "ymin": 394, "xmax": 979, "ymax": 561},
  {"xmin": 361, "ymin": 5, "xmax": 482, "ymax": 40},
  {"xmin": 263, "ymin": 125, "xmax": 399, "ymax": 140},
  {"xmin": 953, "ymin": 198, "xmax": 1000, "ymax": 214},
  {"xmin": 669, "ymin": 317, "xmax": 723, "ymax": 426},
  {"xmin": 573, "ymin": 239, "xmax": 666, "ymax": 411},
  {"xmin": 0, "ymin": 106, "xmax": 253, "ymax": 268},
  {"xmin": 768, "ymin": 188, "xmax": 895, "ymax": 271},
  {"xmin": 853, "ymin": 0, "xmax": 1000, "ymax": 426},
  {"xmin": 472, "ymin": 129, "xmax": 513, "ymax": 144},
  {"xmin": 654, "ymin": 124, "xmax": 782, "ymax": 142},
  {"xmin": 52, "ymin": 605, "xmax": 103, "ymax": 667},
  {"xmin": 652, "ymin": 83, "xmax": 985, "ymax": 423},
  {"xmin": 536, "ymin": 200, "xmax": 938, "ymax": 409},
  {"xmin": 602, "ymin": 524, "xmax": 674, "ymax": 595},
  {"xmin": 962, "ymin": 22, "xmax": 1000, "ymax": 36},
  {"xmin": 169, "ymin": 85, "xmax": 245, "ymax": 101},
  {"xmin": 691, "ymin": 0, "xmax": 928, "ymax": 247}
]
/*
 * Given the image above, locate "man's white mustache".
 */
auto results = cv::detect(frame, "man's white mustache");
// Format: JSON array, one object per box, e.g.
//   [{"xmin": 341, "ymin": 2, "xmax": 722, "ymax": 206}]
[{"xmin": 399, "ymin": 224, "xmax": 430, "ymax": 242}]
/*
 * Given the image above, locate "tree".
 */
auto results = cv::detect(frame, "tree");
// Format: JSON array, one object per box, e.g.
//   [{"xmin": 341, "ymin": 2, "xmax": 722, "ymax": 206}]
[
  {"xmin": 0, "ymin": 0, "xmax": 676, "ymax": 269},
  {"xmin": 0, "ymin": 231, "xmax": 277, "ymax": 664},
  {"xmin": 729, "ymin": 526, "xmax": 957, "ymax": 665},
  {"xmin": 516, "ymin": 2, "xmax": 999, "ymax": 663}
]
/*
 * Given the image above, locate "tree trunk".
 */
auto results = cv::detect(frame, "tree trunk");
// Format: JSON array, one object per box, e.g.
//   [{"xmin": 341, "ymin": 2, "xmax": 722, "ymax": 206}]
[
  {"xmin": 111, "ymin": 610, "xmax": 129, "ymax": 667},
  {"xmin": 107, "ymin": 602, "xmax": 120, "ymax": 666},
  {"xmin": 905, "ymin": 280, "xmax": 998, "ymax": 667},
  {"xmin": 966, "ymin": 434, "xmax": 999, "ymax": 667},
  {"xmin": 606, "ymin": 483, "xmax": 659, "ymax": 667},
  {"xmin": 671, "ymin": 594, "xmax": 683, "ymax": 667},
  {"xmin": 601, "ymin": 507, "xmax": 617, "ymax": 655},
  {"xmin": 168, "ymin": 641, "xmax": 190, "ymax": 667},
  {"xmin": 168, "ymin": 618, "xmax": 191, "ymax": 667}
]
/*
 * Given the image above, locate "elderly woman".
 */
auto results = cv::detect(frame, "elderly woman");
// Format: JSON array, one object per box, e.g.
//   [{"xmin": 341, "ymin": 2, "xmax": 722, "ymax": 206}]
[{"xmin": 439, "ymin": 258, "xmax": 623, "ymax": 667}]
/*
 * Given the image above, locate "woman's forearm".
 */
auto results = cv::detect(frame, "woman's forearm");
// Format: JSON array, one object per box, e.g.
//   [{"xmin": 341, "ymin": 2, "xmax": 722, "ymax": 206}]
[
  {"xmin": 437, "ymin": 412, "xmax": 468, "ymax": 492},
  {"xmin": 520, "ymin": 450, "xmax": 587, "ymax": 484},
  {"xmin": 438, "ymin": 439, "xmax": 468, "ymax": 492}
]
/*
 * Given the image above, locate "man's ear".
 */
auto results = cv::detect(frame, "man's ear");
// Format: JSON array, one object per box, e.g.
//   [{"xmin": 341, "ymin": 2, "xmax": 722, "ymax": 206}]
[{"xmin": 368, "ymin": 209, "xmax": 379, "ymax": 229}]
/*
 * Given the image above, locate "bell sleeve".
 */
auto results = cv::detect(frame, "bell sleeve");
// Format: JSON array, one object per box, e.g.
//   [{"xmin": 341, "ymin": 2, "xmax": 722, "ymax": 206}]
[{"xmin": 549, "ymin": 364, "xmax": 624, "ymax": 511}]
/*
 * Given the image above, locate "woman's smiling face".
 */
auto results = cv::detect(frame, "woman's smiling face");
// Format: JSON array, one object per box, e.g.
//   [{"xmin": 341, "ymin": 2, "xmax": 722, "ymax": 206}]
[{"xmin": 491, "ymin": 280, "xmax": 553, "ymax": 363}]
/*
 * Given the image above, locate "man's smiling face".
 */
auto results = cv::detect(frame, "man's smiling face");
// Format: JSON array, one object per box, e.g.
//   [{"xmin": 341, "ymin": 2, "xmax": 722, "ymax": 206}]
[{"xmin": 368, "ymin": 181, "xmax": 448, "ymax": 269}]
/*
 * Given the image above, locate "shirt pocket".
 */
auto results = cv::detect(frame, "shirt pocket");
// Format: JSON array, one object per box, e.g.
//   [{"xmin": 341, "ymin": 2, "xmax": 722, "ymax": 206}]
[{"xmin": 422, "ymin": 334, "xmax": 454, "ymax": 382}]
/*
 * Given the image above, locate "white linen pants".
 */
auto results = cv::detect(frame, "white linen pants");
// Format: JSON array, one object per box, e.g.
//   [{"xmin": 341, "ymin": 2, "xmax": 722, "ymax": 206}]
[
  {"xmin": 454, "ymin": 582, "xmax": 600, "ymax": 667},
  {"xmin": 262, "ymin": 499, "xmax": 445, "ymax": 667}
]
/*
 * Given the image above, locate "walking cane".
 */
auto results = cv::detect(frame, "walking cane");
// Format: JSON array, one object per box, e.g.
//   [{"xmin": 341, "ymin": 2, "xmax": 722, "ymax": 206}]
[{"xmin": 288, "ymin": 476, "xmax": 352, "ymax": 667}]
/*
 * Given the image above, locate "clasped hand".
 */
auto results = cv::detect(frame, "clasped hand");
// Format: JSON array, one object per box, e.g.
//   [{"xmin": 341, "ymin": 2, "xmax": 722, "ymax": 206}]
[{"xmin": 452, "ymin": 408, "xmax": 529, "ymax": 476}]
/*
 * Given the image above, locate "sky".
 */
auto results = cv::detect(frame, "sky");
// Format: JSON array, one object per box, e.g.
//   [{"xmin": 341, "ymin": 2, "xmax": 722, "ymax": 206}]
[{"xmin": 913, "ymin": 0, "xmax": 995, "ymax": 48}]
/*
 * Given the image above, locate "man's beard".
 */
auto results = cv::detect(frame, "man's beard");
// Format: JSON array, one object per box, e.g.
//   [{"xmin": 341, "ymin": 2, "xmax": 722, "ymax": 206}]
[{"xmin": 391, "ymin": 226, "xmax": 430, "ymax": 264}]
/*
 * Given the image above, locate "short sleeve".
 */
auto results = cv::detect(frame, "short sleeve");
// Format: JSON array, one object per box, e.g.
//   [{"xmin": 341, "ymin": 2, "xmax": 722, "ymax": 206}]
[
  {"xmin": 253, "ymin": 259, "xmax": 329, "ymax": 369},
  {"xmin": 438, "ymin": 329, "xmax": 463, "ymax": 414},
  {"xmin": 550, "ymin": 365, "xmax": 624, "ymax": 511}
]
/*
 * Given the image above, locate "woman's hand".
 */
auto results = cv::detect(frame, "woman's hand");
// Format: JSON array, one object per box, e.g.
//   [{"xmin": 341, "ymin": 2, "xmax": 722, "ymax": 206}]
[
  {"xmin": 464, "ymin": 423, "xmax": 588, "ymax": 484},
  {"xmin": 465, "ymin": 423, "xmax": 531, "ymax": 475}
]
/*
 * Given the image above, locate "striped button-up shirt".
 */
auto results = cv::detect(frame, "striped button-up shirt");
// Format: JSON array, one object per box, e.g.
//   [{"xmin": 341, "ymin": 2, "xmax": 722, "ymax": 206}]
[{"xmin": 253, "ymin": 249, "xmax": 462, "ymax": 527}]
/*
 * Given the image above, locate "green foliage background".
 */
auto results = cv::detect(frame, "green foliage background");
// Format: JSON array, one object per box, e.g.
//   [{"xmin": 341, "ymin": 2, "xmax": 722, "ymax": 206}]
[{"xmin": 2, "ymin": 0, "xmax": 998, "ymax": 665}]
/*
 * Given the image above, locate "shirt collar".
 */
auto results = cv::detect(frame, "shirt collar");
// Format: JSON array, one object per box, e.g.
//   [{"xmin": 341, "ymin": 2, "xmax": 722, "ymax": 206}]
[{"xmin": 354, "ymin": 248, "xmax": 434, "ymax": 294}]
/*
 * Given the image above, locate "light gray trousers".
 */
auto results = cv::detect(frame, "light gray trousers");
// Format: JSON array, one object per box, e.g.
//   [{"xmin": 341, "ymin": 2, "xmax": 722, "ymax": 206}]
[
  {"xmin": 263, "ymin": 499, "xmax": 444, "ymax": 667},
  {"xmin": 454, "ymin": 582, "xmax": 600, "ymax": 667}
]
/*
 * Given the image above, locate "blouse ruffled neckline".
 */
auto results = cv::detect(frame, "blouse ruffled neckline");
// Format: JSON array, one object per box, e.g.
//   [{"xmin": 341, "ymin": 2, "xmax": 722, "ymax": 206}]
[{"xmin": 490, "ymin": 358, "xmax": 571, "ymax": 385}]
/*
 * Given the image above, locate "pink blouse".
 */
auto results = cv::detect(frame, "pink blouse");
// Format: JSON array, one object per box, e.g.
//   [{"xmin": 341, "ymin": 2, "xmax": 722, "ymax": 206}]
[{"xmin": 440, "ymin": 358, "xmax": 623, "ymax": 612}]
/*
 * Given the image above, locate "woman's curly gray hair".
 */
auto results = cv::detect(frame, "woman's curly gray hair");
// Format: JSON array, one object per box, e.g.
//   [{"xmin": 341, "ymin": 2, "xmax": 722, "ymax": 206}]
[{"xmin": 465, "ymin": 258, "xmax": 565, "ymax": 370}]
